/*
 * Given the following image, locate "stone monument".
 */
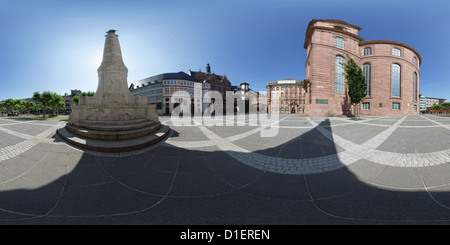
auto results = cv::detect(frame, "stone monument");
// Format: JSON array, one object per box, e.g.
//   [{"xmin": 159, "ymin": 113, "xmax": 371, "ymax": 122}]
[{"xmin": 57, "ymin": 30, "xmax": 170, "ymax": 152}]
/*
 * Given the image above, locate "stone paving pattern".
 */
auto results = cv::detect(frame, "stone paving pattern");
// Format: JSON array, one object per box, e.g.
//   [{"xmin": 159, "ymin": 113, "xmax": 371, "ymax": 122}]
[{"xmin": 2, "ymin": 115, "xmax": 450, "ymax": 224}]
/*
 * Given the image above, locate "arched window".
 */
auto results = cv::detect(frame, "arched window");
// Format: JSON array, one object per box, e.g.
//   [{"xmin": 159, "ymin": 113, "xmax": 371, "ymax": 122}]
[
  {"xmin": 335, "ymin": 56, "xmax": 345, "ymax": 94},
  {"xmin": 363, "ymin": 63, "xmax": 371, "ymax": 97},
  {"xmin": 285, "ymin": 107, "xmax": 289, "ymax": 113},
  {"xmin": 392, "ymin": 64, "xmax": 401, "ymax": 97},
  {"xmin": 280, "ymin": 108, "xmax": 284, "ymax": 112},
  {"xmin": 392, "ymin": 48, "xmax": 401, "ymax": 56},
  {"xmin": 413, "ymin": 57, "xmax": 417, "ymax": 66},
  {"xmin": 363, "ymin": 47, "xmax": 372, "ymax": 56},
  {"xmin": 335, "ymin": 37, "xmax": 344, "ymax": 49},
  {"xmin": 413, "ymin": 72, "xmax": 417, "ymax": 101}
]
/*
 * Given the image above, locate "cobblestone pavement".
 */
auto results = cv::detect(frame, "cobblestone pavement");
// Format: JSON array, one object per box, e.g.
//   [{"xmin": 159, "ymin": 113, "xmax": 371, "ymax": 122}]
[{"xmin": 2, "ymin": 114, "xmax": 450, "ymax": 224}]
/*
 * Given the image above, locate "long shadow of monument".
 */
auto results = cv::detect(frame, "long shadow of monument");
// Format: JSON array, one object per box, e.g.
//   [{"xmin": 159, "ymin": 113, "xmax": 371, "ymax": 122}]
[{"xmin": 0, "ymin": 116, "xmax": 450, "ymax": 224}]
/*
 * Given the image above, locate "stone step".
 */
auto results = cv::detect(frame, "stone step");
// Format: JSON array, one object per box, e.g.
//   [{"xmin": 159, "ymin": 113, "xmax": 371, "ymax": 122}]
[
  {"xmin": 75, "ymin": 120, "xmax": 155, "ymax": 131},
  {"xmin": 66, "ymin": 122, "xmax": 161, "ymax": 140},
  {"xmin": 56, "ymin": 125, "xmax": 170, "ymax": 153},
  {"xmin": 79, "ymin": 118, "xmax": 151, "ymax": 126}
]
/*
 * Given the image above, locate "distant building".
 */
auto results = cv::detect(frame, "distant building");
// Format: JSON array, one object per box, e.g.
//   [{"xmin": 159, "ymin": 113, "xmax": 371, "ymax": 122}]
[
  {"xmin": 267, "ymin": 79, "xmax": 309, "ymax": 114},
  {"xmin": 425, "ymin": 97, "xmax": 447, "ymax": 108},
  {"xmin": 231, "ymin": 82, "xmax": 259, "ymax": 113},
  {"xmin": 130, "ymin": 64, "xmax": 234, "ymax": 115},
  {"xmin": 189, "ymin": 63, "xmax": 232, "ymax": 111},
  {"xmin": 129, "ymin": 71, "xmax": 205, "ymax": 115},
  {"xmin": 21, "ymin": 98, "xmax": 34, "ymax": 102},
  {"xmin": 420, "ymin": 95, "xmax": 427, "ymax": 112},
  {"xmin": 63, "ymin": 89, "xmax": 81, "ymax": 112}
]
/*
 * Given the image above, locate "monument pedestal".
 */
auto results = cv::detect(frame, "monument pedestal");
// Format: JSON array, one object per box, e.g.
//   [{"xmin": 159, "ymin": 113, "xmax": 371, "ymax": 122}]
[
  {"xmin": 57, "ymin": 29, "xmax": 169, "ymax": 152},
  {"xmin": 57, "ymin": 121, "xmax": 169, "ymax": 153}
]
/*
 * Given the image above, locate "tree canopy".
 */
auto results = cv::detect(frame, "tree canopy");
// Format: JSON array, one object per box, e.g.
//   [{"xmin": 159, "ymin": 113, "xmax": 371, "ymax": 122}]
[
  {"xmin": 22, "ymin": 101, "xmax": 36, "ymax": 116},
  {"xmin": 32, "ymin": 91, "xmax": 55, "ymax": 118},
  {"xmin": 73, "ymin": 91, "xmax": 95, "ymax": 105},
  {"xmin": 344, "ymin": 55, "xmax": 367, "ymax": 119}
]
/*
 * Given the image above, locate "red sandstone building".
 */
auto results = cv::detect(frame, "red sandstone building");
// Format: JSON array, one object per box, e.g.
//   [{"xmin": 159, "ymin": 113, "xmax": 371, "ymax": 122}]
[{"xmin": 269, "ymin": 19, "xmax": 421, "ymax": 116}]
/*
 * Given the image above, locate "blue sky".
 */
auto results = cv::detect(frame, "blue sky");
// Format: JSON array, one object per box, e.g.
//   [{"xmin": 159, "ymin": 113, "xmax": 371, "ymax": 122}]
[{"xmin": 1, "ymin": 0, "xmax": 449, "ymax": 100}]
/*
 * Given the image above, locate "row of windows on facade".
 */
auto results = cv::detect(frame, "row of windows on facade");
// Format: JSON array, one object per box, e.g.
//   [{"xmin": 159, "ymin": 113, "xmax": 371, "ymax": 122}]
[
  {"xmin": 147, "ymin": 96, "xmax": 163, "ymax": 102},
  {"xmin": 334, "ymin": 37, "xmax": 418, "ymax": 66},
  {"xmin": 360, "ymin": 102, "xmax": 417, "ymax": 111},
  {"xmin": 132, "ymin": 90, "xmax": 162, "ymax": 96},
  {"xmin": 270, "ymin": 86, "xmax": 302, "ymax": 91},
  {"xmin": 271, "ymin": 100, "xmax": 306, "ymax": 105},
  {"xmin": 163, "ymin": 80, "xmax": 203, "ymax": 87},
  {"xmin": 168, "ymin": 82, "xmax": 229, "ymax": 93},
  {"xmin": 271, "ymin": 92, "xmax": 305, "ymax": 98},
  {"xmin": 335, "ymin": 56, "xmax": 418, "ymax": 100},
  {"xmin": 271, "ymin": 107, "xmax": 305, "ymax": 113}
]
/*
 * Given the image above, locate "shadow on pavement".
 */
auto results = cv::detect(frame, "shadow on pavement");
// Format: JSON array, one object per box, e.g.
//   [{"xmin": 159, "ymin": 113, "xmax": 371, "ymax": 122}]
[{"xmin": 0, "ymin": 117, "xmax": 450, "ymax": 225}]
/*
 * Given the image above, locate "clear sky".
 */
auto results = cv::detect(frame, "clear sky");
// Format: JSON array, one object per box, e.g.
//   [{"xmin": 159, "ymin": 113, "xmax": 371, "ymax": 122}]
[{"xmin": 1, "ymin": 0, "xmax": 449, "ymax": 100}]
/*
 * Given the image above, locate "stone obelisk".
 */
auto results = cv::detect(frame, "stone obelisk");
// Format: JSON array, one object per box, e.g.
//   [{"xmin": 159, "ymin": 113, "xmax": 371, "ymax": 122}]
[
  {"xmin": 69, "ymin": 29, "xmax": 159, "ymax": 124},
  {"xmin": 58, "ymin": 30, "xmax": 169, "ymax": 152}
]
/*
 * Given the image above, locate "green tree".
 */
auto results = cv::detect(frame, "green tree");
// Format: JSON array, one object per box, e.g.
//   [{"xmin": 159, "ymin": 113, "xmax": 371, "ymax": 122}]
[
  {"xmin": 3, "ymin": 98, "xmax": 15, "ymax": 115},
  {"xmin": 35, "ymin": 104, "xmax": 43, "ymax": 115},
  {"xmin": 13, "ymin": 99, "xmax": 22, "ymax": 115},
  {"xmin": 344, "ymin": 56, "xmax": 367, "ymax": 120},
  {"xmin": 22, "ymin": 101, "xmax": 37, "ymax": 116},
  {"xmin": 32, "ymin": 91, "xmax": 53, "ymax": 118},
  {"xmin": 0, "ymin": 100, "xmax": 5, "ymax": 116},
  {"xmin": 430, "ymin": 104, "xmax": 444, "ymax": 111},
  {"xmin": 50, "ymin": 93, "xmax": 64, "ymax": 116},
  {"xmin": 441, "ymin": 102, "xmax": 450, "ymax": 111},
  {"xmin": 73, "ymin": 91, "xmax": 95, "ymax": 105}
]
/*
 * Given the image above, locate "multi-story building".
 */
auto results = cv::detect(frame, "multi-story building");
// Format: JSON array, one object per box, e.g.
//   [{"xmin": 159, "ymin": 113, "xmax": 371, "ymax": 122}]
[
  {"xmin": 189, "ymin": 63, "xmax": 232, "ymax": 111},
  {"xmin": 425, "ymin": 97, "xmax": 447, "ymax": 108},
  {"xmin": 300, "ymin": 19, "xmax": 421, "ymax": 116},
  {"xmin": 129, "ymin": 71, "xmax": 204, "ymax": 115},
  {"xmin": 231, "ymin": 82, "xmax": 259, "ymax": 113},
  {"xmin": 267, "ymin": 79, "xmax": 309, "ymax": 114},
  {"xmin": 420, "ymin": 95, "xmax": 427, "ymax": 112},
  {"xmin": 63, "ymin": 89, "xmax": 81, "ymax": 112},
  {"xmin": 130, "ymin": 64, "xmax": 234, "ymax": 115}
]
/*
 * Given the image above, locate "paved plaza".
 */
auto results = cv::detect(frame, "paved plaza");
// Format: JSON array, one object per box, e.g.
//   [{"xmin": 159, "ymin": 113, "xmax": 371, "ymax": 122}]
[{"xmin": 2, "ymin": 114, "xmax": 450, "ymax": 224}]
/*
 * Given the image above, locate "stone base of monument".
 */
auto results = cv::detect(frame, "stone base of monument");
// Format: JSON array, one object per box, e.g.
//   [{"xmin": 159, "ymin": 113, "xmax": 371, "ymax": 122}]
[{"xmin": 56, "ymin": 119, "xmax": 170, "ymax": 153}]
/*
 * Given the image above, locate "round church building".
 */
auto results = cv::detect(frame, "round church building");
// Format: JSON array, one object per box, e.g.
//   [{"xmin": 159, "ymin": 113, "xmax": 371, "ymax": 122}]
[
  {"xmin": 358, "ymin": 40, "xmax": 421, "ymax": 115},
  {"xmin": 299, "ymin": 19, "xmax": 421, "ymax": 117}
]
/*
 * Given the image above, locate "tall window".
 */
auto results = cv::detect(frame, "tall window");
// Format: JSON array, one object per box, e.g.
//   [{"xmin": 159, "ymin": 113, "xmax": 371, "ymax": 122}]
[
  {"xmin": 363, "ymin": 47, "xmax": 372, "ymax": 56},
  {"xmin": 413, "ymin": 72, "xmax": 417, "ymax": 101},
  {"xmin": 309, "ymin": 85, "xmax": 312, "ymax": 104},
  {"xmin": 414, "ymin": 57, "xmax": 417, "ymax": 66},
  {"xmin": 392, "ymin": 48, "xmax": 401, "ymax": 56},
  {"xmin": 335, "ymin": 56, "xmax": 345, "ymax": 94},
  {"xmin": 392, "ymin": 64, "xmax": 401, "ymax": 97},
  {"xmin": 335, "ymin": 37, "xmax": 344, "ymax": 49},
  {"xmin": 363, "ymin": 63, "xmax": 371, "ymax": 97}
]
